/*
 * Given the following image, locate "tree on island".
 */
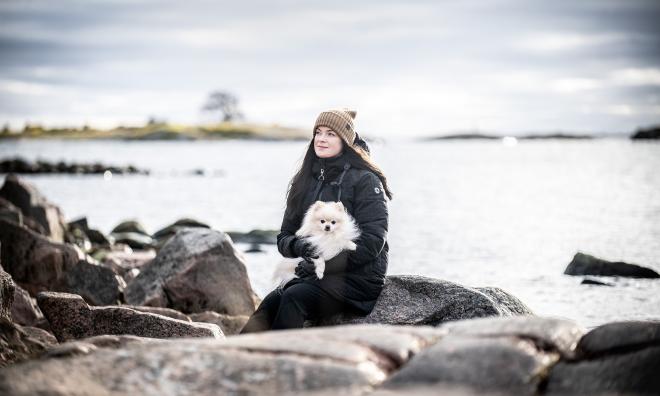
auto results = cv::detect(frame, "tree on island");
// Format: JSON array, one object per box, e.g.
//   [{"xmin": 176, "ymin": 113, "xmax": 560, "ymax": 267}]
[{"xmin": 202, "ymin": 91, "xmax": 244, "ymax": 122}]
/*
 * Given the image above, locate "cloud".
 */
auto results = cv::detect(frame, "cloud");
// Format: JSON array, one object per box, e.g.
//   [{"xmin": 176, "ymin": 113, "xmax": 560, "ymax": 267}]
[
  {"xmin": 513, "ymin": 31, "xmax": 628, "ymax": 53},
  {"xmin": 609, "ymin": 68, "xmax": 660, "ymax": 86}
]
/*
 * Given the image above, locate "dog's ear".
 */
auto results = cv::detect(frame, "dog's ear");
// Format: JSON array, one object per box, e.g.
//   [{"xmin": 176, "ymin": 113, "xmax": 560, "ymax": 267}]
[
  {"xmin": 311, "ymin": 201, "xmax": 325, "ymax": 212},
  {"xmin": 334, "ymin": 201, "xmax": 344, "ymax": 209}
]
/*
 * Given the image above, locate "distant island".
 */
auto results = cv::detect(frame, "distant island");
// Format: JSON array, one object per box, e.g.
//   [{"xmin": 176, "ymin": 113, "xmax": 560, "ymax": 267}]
[
  {"xmin": 0, "ymin": 121, "xmax": 309, "ymax": 141},
  {"xmin": 421, "ymin": 133, "xmax": 595, "ymax": 141},
  {"xmin": 422, "ymin": 125, "xmax": 660, "ymax": 141}
]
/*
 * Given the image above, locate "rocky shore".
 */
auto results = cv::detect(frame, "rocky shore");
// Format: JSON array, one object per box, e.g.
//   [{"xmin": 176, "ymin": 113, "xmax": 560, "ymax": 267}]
[
  {"xmin": 0, "ymin": 157, "xmax": 149, "ymax": 175},
  {"xmin": 0, "ymin": 173, "xmax": 658, "ymax": 395}
]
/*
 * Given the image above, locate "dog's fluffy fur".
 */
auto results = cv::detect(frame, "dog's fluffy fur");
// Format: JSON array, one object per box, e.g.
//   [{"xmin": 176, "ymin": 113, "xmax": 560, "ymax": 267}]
[{"xmin": 272, "ymin": 201, "xmax": 361, "ymax": 287}]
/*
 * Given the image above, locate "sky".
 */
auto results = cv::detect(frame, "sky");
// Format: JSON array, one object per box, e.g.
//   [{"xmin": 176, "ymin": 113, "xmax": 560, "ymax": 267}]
[{"xmin": 1, "ymin": 0, "xmax": 659, "ymax": 138}]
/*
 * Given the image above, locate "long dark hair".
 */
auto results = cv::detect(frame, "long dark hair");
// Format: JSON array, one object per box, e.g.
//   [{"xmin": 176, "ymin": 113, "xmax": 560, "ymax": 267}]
[{"xmin": 285, "ymin": 132, "xmax": 393, "ymax": 214}]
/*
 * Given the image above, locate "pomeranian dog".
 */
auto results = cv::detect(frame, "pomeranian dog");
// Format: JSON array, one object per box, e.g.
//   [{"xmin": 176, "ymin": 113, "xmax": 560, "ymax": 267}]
[{"xmin": 272, "ymin": 200, "xmax": 361, "ymax": 287}]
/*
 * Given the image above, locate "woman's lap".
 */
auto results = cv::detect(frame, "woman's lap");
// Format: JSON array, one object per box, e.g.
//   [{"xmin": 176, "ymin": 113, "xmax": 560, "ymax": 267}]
[{"xmin": 240, "ymin": 280, "xmax": 346, "ymax": 333}]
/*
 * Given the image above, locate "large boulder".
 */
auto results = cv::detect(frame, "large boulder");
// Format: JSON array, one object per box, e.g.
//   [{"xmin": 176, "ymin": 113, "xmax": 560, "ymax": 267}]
[
  {"xmin": 0, "ymin": 219, "xmax": 78, "ymax": 295},
  {"xmin": 37, "ymin": 291, "xmax": 223, "ymax": 342},
  {"xmin": 0, "ymin": 220, "xmax": 123, "ymax": 304},
  {"xmin": 318, "ymin": 275, "xmax": 534, "ymax": 327},
  {"xmin": 124, "ymin": 228, "xmax": 259, "ymax": 316},
  {"xmin": 545, "ymin": 320, "xmax": 660, "ymax": 395},
  {"xmin": 1, "ymin": 316, "xmax": 658, "ymax": 395},
  {"xmin": 565, "ymin": 252, "xmax": 660, "ymax": 278},
  {"xmin": 0, "ymin": 324, "xmax": 439, "ymax": 395},
  {"xmin": 58, "ymin": 260, "xmax": 125, "ymax": 305},
  {"xmin": 0, "ymin": 174, "xmax": 67, "ymax": 242}
]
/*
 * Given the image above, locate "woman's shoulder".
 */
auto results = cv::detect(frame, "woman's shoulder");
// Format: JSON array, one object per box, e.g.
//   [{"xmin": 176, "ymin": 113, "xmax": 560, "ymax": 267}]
[{"xmin": 347, "ymin": 168, "xmax": 385, "ymax": 199}]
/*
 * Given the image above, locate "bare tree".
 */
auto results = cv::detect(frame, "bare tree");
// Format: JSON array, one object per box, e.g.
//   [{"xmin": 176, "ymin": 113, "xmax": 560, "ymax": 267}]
[{"xmin": 202, "ymin": 91, "xmax": 244, "ymax": 122}]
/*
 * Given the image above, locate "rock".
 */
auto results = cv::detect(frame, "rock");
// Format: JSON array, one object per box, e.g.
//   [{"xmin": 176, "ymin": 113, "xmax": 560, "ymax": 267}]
[
  {"xmin": 86, "ymin": 228, "xmax": 112, "ymax": 245},
  {"xmin": 377, "ymin": 316, "xmax": 584, "ymax": 395},
  {"xmin": 0, "ymin": 265, "xmax": 14, "ymax": 320},
  {"xmin": 36, "ymin": 291, "xmax": 223, "ymax": 342},
  {"xmin": 227, "ymin": 229, "xmax": 278, "ymax": 244},
  {"xmin": 543, "ymin": 322, "xmax": 660, "ymax": 394},
  {"xmin": 318, "ymin": 275, "xmax": 534, "ymax": 327},
  {"xmin": 57, "ymin": 260, "xmax": 125, "ymax": 305},
  {"xmin": 0, "ymin": 324, "xmax": 439, "ymax": 394},
  {"xmin": 0, "ymin": 157, "xmax": 149, "ymax": 175},
  {"xmin": 575, "ymin": 320, "xmax": 660, "ymax": 357},
  {"xmin": 0, "ymin": 317, "xmax": 51, "ymax": 368},
  {"xmin": 152, "ymin": 218, "xmax": 210, "ymax": 241},
  {"xmin": 19, "ymin": 326, "xmax": 57, "ymax": 346},
  {"xmin": 65, "ymin": 226, "xmax": 92, "ymax": 252},
  {"xmin": 0, "ymin": 197, "xmax": 23, "ymax": 225},
  {"xmin": 95, "ymin": 246, "xmax": 155, "ymax": 278},
  {"xmin": 244, "ymin": 242, "xmax": 265, "ymax": 253},
  {"xmin": 109, "ymin": 231, "xmax": 154, "ymax": 249},
  {"xmin": 0, "ymin": 219, "xmax": 79, "ymax": 295},
  {"xmin": 69, "ymin": 217, "xmax": 112, "ymax": 246},
  {"xmin": 124, "ymin": 228, "xmax": 259, "ymax": 316},
  {"xmin": 379, "ymin": 335, "xmax": 559, "ymax": 395},
  {"xmin": 441, "ymin": 316, "xmax": 586, "ymax": 359},
  {"xmin": 10, "ymin": 283, "xmax": 43, "ymax": 326},
  {"xmin": 189, "ymin": 311, "xmax": 249, "ymax": 335},
  {"xmin": 545, "ymin": 346, "xmax": 660, "ymax": 395},
  {"xmin": 45, "ymin": 334, "xmax": 162, "ymax": 358},
  {"xmin": 111, "ymin": 219, "xmax": 149, "ymax": 235},
  {"xmin": 124, "ymin": 305, "xmax": 191, "ymax": 322},
  {"xmin": 565, "ymin": 252, "xmax": 659, "ymax": 278},
  {"xmin": 631, "ymin": 125, "xmax": 660, "ymax": 139},
  {"xmin": 0, "ymin": 174, "xmax": 67, "ymax": 242},
  {"xmin": 580, "ymin": 277, "xmax": 614, "ymax": 286}
]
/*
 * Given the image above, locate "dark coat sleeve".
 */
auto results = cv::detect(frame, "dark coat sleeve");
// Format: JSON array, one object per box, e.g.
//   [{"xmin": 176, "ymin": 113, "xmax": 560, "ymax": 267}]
[
  {"xmin": 347, "ymin": 171, "xmax": 389, "ymax": 270},
  {"xmin": 276, "ymin": 203, "xmax": 302, "ymax": 258}
]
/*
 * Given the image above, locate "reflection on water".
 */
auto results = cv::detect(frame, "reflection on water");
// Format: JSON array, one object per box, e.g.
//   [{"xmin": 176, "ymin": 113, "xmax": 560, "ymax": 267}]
[{"xmin": 2, "ymin": 137, "xmax": 659, "ymax": 328}]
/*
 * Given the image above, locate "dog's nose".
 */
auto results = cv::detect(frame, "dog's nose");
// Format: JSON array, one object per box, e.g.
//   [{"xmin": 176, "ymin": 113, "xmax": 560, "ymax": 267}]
[{"xmin": 325, "ymin": 225, "xmax": 330, "ymax": 231}]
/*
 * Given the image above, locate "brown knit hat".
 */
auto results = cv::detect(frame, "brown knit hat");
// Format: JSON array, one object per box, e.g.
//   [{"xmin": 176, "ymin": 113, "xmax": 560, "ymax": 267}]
[{"xmin": 313, "ymin": 108, "xmax": 357, "ymax": 145}]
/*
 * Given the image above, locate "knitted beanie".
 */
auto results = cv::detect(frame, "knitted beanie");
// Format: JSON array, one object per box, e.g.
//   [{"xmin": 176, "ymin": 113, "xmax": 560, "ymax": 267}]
[{"xmin": 313, "ymin": 108, "xmax": 357, "ymax": 146}]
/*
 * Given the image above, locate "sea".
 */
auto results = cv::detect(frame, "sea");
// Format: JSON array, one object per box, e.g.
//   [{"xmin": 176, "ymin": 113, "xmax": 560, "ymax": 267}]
[{"xmin": 2, "ymin": 137, "xmax": 659, "ymax": 329}]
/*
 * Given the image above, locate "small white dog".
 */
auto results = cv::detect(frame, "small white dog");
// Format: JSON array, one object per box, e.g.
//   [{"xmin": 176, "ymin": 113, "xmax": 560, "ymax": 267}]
[{"xmin": 272, "ymin": 200, "xmax": 361, "ymax": 287}]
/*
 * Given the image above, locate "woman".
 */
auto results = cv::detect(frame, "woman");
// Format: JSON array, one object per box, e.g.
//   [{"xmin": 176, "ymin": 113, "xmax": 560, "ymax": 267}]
[{"xmin": 240, "ymin": 108, "xmax": 393, "ymax": 333}]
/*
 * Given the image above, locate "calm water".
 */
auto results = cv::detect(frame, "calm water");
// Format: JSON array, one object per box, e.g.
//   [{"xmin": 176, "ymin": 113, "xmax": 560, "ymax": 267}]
[{"xmin": 2, "ymin": 137, "xmax": 659, "ymax": 329}]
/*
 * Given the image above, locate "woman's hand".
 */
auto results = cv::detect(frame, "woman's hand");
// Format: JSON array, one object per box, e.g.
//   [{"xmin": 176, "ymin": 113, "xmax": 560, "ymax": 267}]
[
  {"xmin": 291, "ymin": 237, "xmax": 317, "ymax": 260},
  {"xmin": 294, "ymin": 259, "xmax": 317, "ymax": 278}
]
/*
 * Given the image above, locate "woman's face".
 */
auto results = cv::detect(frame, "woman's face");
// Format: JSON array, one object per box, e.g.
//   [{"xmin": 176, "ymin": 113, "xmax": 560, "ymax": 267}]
[{"xmin": 314, "ymin": 125, "xmax": 344, "ymax": 158}]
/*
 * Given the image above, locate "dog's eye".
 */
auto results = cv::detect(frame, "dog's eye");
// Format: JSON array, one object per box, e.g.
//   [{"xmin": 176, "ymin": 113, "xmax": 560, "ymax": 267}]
[
  {"xmin": 320, "ymin": 220, "xmax": 325, "ymax": 223},
  {"xmin": 331, "ymin": 220, "xmax": 336, "ymax": 224}
]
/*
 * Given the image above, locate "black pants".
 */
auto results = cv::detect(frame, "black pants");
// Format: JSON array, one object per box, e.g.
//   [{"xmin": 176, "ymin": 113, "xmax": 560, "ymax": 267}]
[{"xmin": 240, "ymin": 281, "xmax": 346, "ymax": 333}]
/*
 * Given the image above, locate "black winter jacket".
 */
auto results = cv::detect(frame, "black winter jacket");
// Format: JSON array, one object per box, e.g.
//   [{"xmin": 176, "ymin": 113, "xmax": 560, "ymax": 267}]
[{"xmin": 276, "ymin": 151, "xmax": 389, "ymax": 314}]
